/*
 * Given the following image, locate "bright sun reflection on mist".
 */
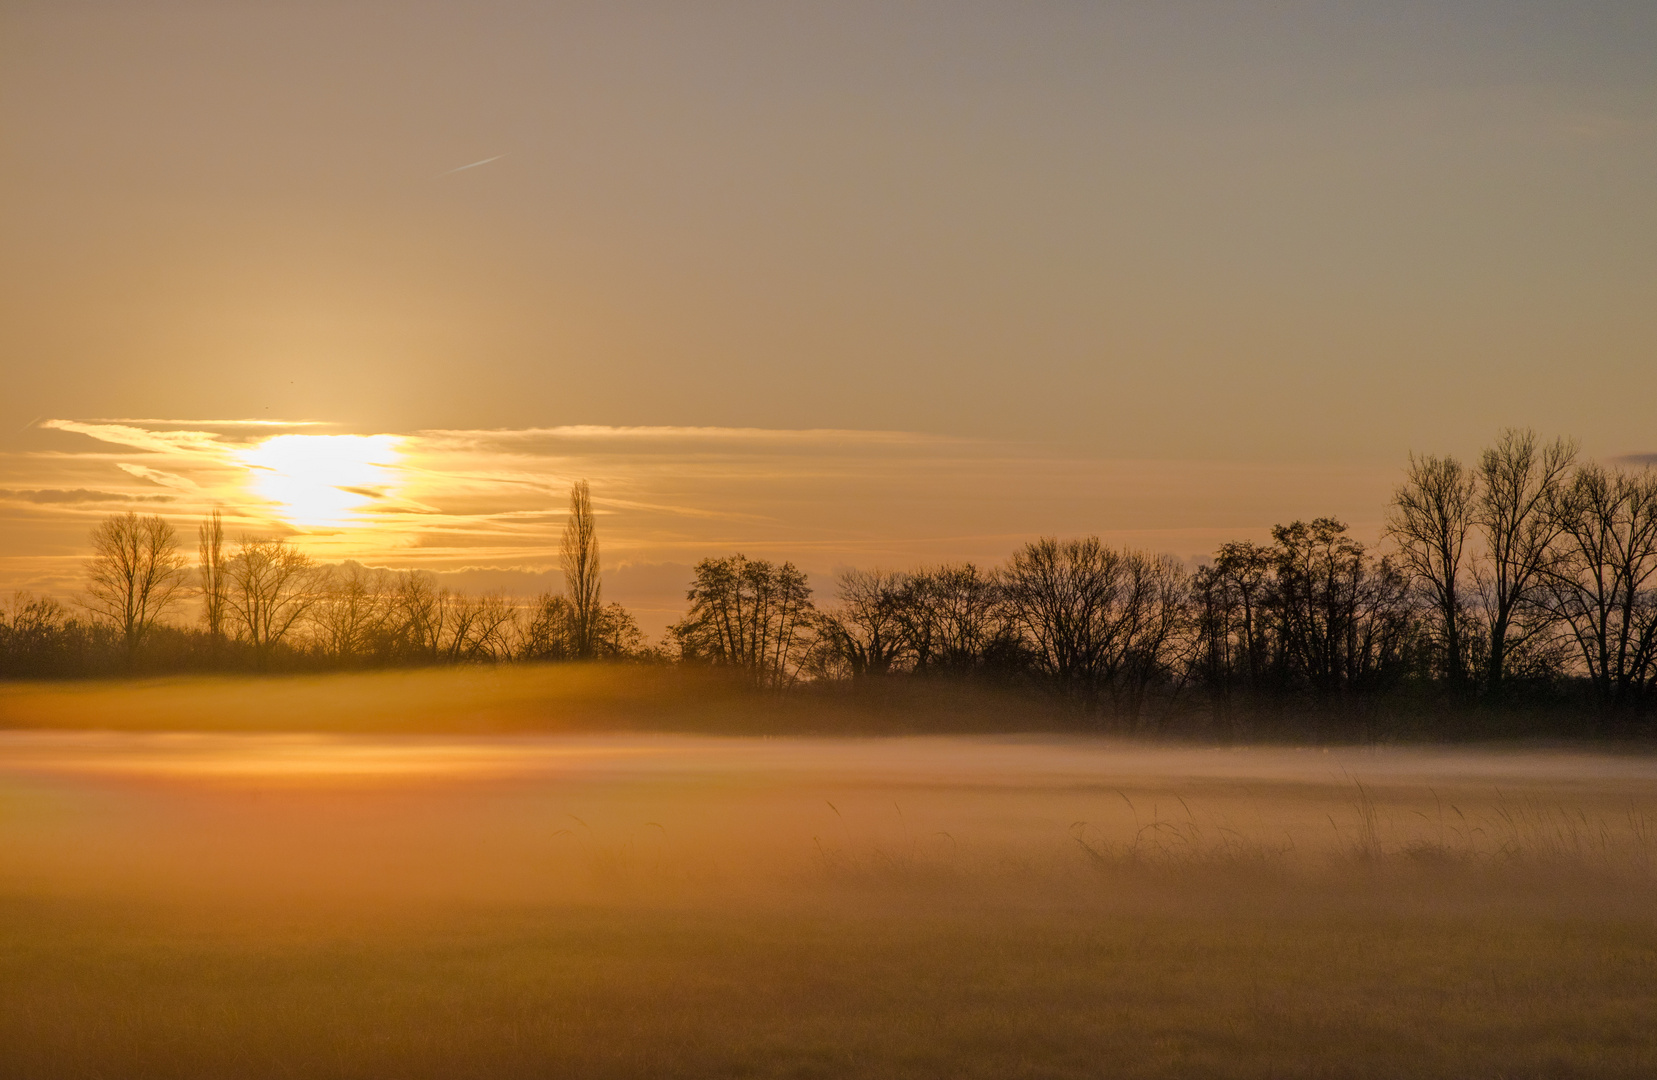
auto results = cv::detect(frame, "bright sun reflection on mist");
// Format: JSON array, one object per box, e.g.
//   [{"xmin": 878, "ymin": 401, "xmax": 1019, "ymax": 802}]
[{"xmin": 238, "ymin": 434, "xmax": 401, "ymax": 528}]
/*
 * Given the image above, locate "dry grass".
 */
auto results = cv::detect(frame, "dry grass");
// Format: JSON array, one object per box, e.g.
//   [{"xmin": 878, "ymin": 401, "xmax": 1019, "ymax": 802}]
[{"xmin": 2, "ymin": 676, "xmax": 1657, "ymax": 1077}]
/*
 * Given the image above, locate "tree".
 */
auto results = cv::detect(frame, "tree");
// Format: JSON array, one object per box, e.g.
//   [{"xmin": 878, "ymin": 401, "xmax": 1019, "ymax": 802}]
[
  {"xmin": 1000, "ymin": 538, "xmax": 1118, "ymax": 705},
  {"xmin": 0, "ymin": 592, "xmax": 114, "ymax": 678},
  {"xmin": 1210, "ymin": 541, "xmax": 1273, "ymax": 693},
  {"xmin": 817, "ymin": 569, "xmax": 913, "ymax": 677},
  {"xmin": 522, "ymin": 593, "xmax": 644, "ymax": 663},
  {"xmin": 593, "ymin": 602, "xmax": 646, "ymax": 658},
  {"xmin": 1269, "ymin": 519, "xmax": 1417, "ymax": 704},
  {"xmin": 198, "ymin": 509, "xmax": 228, "ymax": 639},
  {"xmin": 897, "ymin": 564, "xmax": 1017, "ymax": 674},
  {"xmin": 1000, "ymin": 538, "xmax": 1187, "ymax": 722},
  {"xmin": 1387, "ymin": 454, "xmax": 1477, "ymax": 688},
  {"xmin": 437, "ymin": 592, "xmax": 519, "ymax": 662},
  {"xmin": 309, "ymin": 562, "xmax": 394, "ymax": 663},
  {"xmin": 392, "ymin": 571, "xmax": 445, "ymax": 662},
  {"xmin": 562, "ymin": 480, "xmax": 601, "ymax": 659},
  {"xmin": 1541, "ymin": 463, "xmax": 1657, "ymax": 710},
  {"xmin": 225, "ymin": 537, "xmax": 316, "ymax": 665},
  {"xmin": 83, "ymin": 512, "xmax": 187, "ymax": 658},
  {"xmin": 521, "ymin": 593, "xmax": 578, "ymax": 661},
  {"xmin": 1474, "ymin": 430, "xmax": 1577, "ymax": 694},
  {"xmin": 670, "ymin": 554, "xmax": 814, "ymax": 689}
]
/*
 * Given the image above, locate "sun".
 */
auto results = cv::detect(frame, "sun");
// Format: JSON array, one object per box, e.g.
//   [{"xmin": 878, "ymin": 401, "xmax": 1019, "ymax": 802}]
[{"xmin": 237, "ymin": 434, "xmax": 402, "ymax": 528}]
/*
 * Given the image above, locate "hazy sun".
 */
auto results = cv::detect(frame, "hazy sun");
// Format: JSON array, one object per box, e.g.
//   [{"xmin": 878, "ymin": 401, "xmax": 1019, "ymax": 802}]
[{"xmin": 237, "ymin": 434, "xmax": 402, "ymax": 528}]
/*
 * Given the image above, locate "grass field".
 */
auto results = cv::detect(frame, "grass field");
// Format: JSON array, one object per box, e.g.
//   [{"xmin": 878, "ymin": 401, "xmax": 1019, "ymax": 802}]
[{"xmin": 3, "ymin": 673, "xmax": 1657, "ymax": 1077}]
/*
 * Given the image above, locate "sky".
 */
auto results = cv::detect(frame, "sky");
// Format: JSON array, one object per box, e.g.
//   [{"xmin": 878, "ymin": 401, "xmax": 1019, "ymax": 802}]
[{"xmin": 2, "ymin": 1, "xmax": 1654, "ymax": 628}]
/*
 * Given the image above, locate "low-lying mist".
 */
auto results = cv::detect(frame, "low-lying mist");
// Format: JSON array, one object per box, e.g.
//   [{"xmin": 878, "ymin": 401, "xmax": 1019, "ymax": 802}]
[
  {"xmin": 4, "ymin": 670, "xmax": 1657, "ymax": 1078},
  {"xmin": 5, "ymin": 719, "xmax": 1656, "ymax": 913}
]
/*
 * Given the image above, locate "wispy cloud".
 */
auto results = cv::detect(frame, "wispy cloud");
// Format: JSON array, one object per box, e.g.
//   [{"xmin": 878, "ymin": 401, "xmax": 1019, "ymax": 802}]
[
  {"xmin": 436, "ymin": 154, "xmax": 505, "ymax": 177},
  {"xmin": 3, "ymin": 418, "xmax": 1399, "ymax": 608},
  {"xmin": 418, "ymin": 425, "xmax": 965, "ymax": 447},
  {"xmin": 0, "ymin": 488, "xmax": 174, "ymax": 505},
  {"xmin": 78, "ymin": 419, "xmax": 332, "ymax": 428},
  {"xmin": 116, "ymin": 463, "xmax": 198, "ymax": 491},
  {"xmin": 40, "ymin": 420, "xmax": 240, "ymax": 457}
]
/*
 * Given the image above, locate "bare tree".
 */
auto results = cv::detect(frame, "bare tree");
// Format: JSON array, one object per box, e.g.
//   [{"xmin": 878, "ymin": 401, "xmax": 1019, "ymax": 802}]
[
  {"xmin": 84, "ymin": 512, "xmax": 188, "ymax": 658},
  {"xmin": 392, "ymin": 571, "xmax": 446, "ymax": 662},
  {"xmin": 522, "ymin": 593, "xmax": 644, "ymax": 662},
  {"xmin": 670, "ymin": 554, "xmax": 814, "ymax": 689},
  {"xmin": 593, "ymin": 602, "xmax": 646, "ymax": 658},
  {"xmin": 1271, "ymin": 519, "xmax": 1413, "ymax": 700},
  {"xmin": 562, "ymin": 480, "xmax": 601, "ymax": 659},
  {"xmin": 1541, "ymin": 463, "xmax": 1657, "ymax": 709},
  {"xmin": 225, "ymin": 537, "xmax": 317, "ymax": 665},
  {"xmin": 1474, "ymin": 430, "xmax": 1577, "ymax": 694},
  {"xmin": 521, "ymin": 593, "xmax": 577, "ymax": 661},
  {"xmin": 817, "ymin": 569, "xmax": 913, "ymax": 677},
  {"xmin": 198, "ymin": 509, "xmax": 228, "ymax": 639},
  {"xmin": 1387, "ymin": 454, "xmax": 1477, "ymax": 688},
  {"xmin": 1000, "ymin": 538, "xmax": 1188, "ymax": 722},
  {"xmin": 1211, "ymin": 541, "xmax": 1273, "ymax": 692},
  {"xmin": 897, "ymin": 564, "xmax": 1016, "ymax": 673},
  {"xmin": 309, "ymin": 562, "xmax": 393, "ymax": 663},
  {"xmin": 438, "ymin": 592, "xmax": 519, "ymax": 662}
]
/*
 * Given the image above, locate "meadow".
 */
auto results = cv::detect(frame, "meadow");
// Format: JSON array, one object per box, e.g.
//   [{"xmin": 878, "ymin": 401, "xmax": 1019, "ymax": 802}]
[{"xmin": 2, "ymin": 670, "xmax": 1656, "ymax": 1078}]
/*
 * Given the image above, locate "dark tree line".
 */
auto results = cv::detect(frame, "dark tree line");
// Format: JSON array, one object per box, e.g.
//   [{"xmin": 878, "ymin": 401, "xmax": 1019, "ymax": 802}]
[{"xmin": 668, "ymin": 431, "xmax": 1657, "ymax": 732}]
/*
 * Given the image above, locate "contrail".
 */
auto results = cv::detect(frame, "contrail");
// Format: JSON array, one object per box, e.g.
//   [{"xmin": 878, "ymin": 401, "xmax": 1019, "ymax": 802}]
[{"xmin": 436, "ymin": 154, "xmax": 505, "ymax": 177}]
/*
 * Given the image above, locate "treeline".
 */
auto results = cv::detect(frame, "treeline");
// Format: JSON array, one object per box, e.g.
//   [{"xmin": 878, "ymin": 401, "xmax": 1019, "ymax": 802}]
[
  {"xmin": 0, "ymin": 481, "xmax": 647, "ymax": 677},
  {"xmin": 666, "ymin": 429, "xmax": 1657, "ymax": 733},
  {"xmin": 4, "ymin": 430, "xmax": 1656, "ymax": 735}
]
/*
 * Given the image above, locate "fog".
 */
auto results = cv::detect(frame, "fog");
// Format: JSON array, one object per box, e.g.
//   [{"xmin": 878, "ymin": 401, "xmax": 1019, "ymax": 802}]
[{"xmin": 6, "ymin": 730, "xmax": 1655, "ymax": 914}]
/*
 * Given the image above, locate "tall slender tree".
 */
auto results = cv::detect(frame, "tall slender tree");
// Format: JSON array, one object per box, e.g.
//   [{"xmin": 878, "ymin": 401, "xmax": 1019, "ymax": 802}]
[
  {"xmin": 562, "ymin": 480, "xmax": 601, "ymax": 659},
  {"xmin": 198, "ymin": 508, "xmax": 228, "ymax": 639}
]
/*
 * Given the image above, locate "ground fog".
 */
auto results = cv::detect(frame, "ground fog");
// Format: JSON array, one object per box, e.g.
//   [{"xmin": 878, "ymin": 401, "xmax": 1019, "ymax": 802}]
[{"xmin": 3, "ymin": 704, "xmax": 1656, "ymax": 1078}]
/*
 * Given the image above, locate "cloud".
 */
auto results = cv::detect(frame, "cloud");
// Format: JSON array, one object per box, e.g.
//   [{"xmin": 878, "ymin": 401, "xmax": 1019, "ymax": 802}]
[
  {"xmin": 1613, "ymin": 453, "xmax": 1657, "ymax": 466},
  {"xmin": 5, "ymin": 416, "xmax": 1397, "ymax": 599},
  {"xmin": 436, "ymin": 154, "xmax": 506, "ymax": 177},
  {"xmin": 79, "ymin": 419, "xmax": 332, "ymax": 429},
  {"xmin": 116, "ymin": 463, "xmax": 199, "ymax": 491},
  {"xmin": 0, "ymin": 488, "xmax": 173, "ymax": 505},
  {"xmin": 41, "ymin": 420, "xmax": 235, "ymax": 457},
  {"xmin": 417, "ymin": 425, "xmax": 962, "ymax": 448}
]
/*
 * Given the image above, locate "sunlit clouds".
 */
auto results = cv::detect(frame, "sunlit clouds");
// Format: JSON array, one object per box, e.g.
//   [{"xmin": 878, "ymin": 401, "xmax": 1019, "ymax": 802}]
[
  {"xmin": 236, "ymin": 434, "xmax": 402, "ymax": 529},
  {"xmin": 0, "ymin": 418, "xmax": 1399, "ymax": 609}
]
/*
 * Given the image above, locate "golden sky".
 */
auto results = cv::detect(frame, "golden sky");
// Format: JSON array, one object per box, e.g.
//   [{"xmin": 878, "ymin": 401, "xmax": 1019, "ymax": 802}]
[
  {"xmin": 1, "ymin": 418, "xmax": 1400, "ymax": 630},
  {"xmin": 2, "ymin": 3, "xmax": 1655, "ymax": 625}
]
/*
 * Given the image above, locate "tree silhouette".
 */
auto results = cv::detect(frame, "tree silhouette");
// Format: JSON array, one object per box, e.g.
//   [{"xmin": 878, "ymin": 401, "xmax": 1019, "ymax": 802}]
[
  {"xmin": 1541, "ymin": 462, "xmax": 1657, "ymax": 709},
  {"xmin": 1474, "ymin": 430, "xmax": 1576, "ymax": 695},
  {"xmin": 562, "ymin": 480, "xmax": 601, "ymax": 659},
  {"xmin": 671, "ymin": 554, "xmax": 814, "ymax": 689},
  {"xmin": 198, "ymin": 509, "xmax": 228, "ymax": 639},
  {"xmin": 83, "ymin": 512, "xmax": 187, "ymax": 660},
  {"xmin": 225, "ymin": 537, "xmax": 316, "ymax": 666},
  {"xmin": 1387, "ymin": 454, "xmax": 1476, "ymax": 689}
]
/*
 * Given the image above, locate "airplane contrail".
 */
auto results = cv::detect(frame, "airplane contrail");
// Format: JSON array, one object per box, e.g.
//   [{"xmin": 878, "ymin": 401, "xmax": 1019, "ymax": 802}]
[{"xmin": 436, "ymin": 154, "xmax": 506, "ymax": 177}]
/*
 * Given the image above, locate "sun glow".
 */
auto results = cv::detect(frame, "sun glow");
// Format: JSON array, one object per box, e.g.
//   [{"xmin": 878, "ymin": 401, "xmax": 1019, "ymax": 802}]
[{"xmin": 237, "ymin": 434, "xmax": 402, "ymax": 528}]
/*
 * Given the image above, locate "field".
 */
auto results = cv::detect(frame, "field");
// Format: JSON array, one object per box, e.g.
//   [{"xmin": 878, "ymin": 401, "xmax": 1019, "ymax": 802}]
[{"xmin": 2, "ymin": 670, "xmax": 1657, "ymax": 1078}]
